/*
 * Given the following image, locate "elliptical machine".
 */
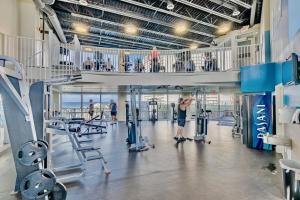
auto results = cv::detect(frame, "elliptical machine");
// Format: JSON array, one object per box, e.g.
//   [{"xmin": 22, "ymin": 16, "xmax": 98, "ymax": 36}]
[
  {"xmin": 127, "ymin": 88, "xmax": 155, "ymax": 152},
  {"xmin": 194, "ymin": 90, "xmax": 211, "ymax": 144}
]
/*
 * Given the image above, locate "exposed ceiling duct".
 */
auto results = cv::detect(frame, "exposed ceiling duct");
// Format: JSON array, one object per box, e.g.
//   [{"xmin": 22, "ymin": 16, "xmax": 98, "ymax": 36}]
[{"xmin": 33, "ymin": 0, "xmax": 67, "ymax": 43}]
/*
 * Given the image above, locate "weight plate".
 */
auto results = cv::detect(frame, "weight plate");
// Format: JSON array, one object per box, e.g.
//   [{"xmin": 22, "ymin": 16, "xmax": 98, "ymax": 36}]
[
  {"xmin": 17, "ymin": 140, "xmax": 48, "ymax": 166},
  {"xmin": 20, "ymin": 169, "xmax": 56, "ymax": 200},
  {"xmin": 49, "ymin": 182, "xmax": 67, "ymax": 200}
]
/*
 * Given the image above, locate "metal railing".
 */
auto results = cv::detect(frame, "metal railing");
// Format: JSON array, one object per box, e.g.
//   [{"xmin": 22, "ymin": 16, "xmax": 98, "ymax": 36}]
[
  {"xmin": 77, "ymin": 44, "xmax": 261, "ymax": 73},
  {"xmin": 0, "ymin": 32, "xmax": 262, "ymax": 84},
  {"xmin": 0, "ymin": 33, "xmax": 78, "ymax": 84}
]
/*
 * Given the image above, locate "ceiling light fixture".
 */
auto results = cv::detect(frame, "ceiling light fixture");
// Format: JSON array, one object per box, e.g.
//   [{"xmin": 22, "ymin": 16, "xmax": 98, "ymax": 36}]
[
  {"xmin": 79, "ymin": 0, "xmax": 88, "ymax": 6},
  {"xmin": 73, "ymin": 23, "xmax": 89, "ymax": 34},
  {"xmin": 166, "ymin": 0, "xmax": 175, "ymax": 10},
  {"xmin": 84, "ymin": 47, "xmax": 93, "ymax": 51},
  {"xmin": 217, "ymin": 22, "xmax": 232, "ymax": 35},
  {"xmin": 174, "ymin": 21, "xmax": 189, "ymax": 36},
  {"xmin": 189, "ymin": 43, "xmax": 198, "ymax": 50},
  {"xmin": 124, "ymin": 23, "xmax": 138, "ymax": 35},
  {"xmin": 232, "ymin": 7, "xmax": 240, "ymax": 16}
]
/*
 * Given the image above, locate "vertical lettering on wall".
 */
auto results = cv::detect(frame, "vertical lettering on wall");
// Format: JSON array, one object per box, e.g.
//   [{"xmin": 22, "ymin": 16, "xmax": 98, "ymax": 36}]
[{"xmin": 252, "ymin": 94, "xmax": 272, "ymax": 150}]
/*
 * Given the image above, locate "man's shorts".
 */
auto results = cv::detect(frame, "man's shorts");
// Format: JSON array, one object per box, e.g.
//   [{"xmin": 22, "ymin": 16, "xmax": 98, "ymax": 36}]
[
  {"xmin": 111, "ymin": 111, "xmax": 117, "ymax": 116},
  {"xmin": 177, "ymin": 119, "xmax": 186, "ymax": 127}
]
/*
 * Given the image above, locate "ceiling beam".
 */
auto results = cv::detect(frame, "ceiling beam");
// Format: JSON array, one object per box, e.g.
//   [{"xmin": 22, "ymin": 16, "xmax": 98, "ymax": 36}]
[
  {"xmin": 62, "ymin": 19, "xmax": 188, "ymax": 47},
  {"xmin": 78, "ymin": 38, "xmax": 151, "ymax": 49},
  {"xmin": 70, "ymin": 13, "xmax": 210, "ymax": 45},
  {"xmin": 173, "ymin": 0, "xmax": 243, "ymax": 23},
  {"xmin": 66, "ymin": 33, "xmax": 172, "ymax": 49},
  {"xmin": 119, "ymin": 0, "xmax": 218, "ymax": 28},
  {"xmin": 64, "ymin": 29, "xmax": 174, "ymax": 49},
  {"xmin": 209, "ymin": 0, "xmax": 236, "ymax": 11},
  {"xmin": 57, "ymin": 0, "xmax": 215, "ymax": 38},
  {"xmin": 230, "ymin": 0, "xmax": 252, "ymax": 9},
  {"xmin": 80, "ymin": 40, "xmax": 142, "ymax": 49}
]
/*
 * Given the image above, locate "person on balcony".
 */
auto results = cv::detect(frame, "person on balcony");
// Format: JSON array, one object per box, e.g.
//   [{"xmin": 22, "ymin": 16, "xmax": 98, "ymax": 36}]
[
  {"xmin": 106, "ymin": 58, "xmax": 113, "ymax": 72},
  {"xmin": 135, "ymin": 58, "xmax": 145, "ymax": 72},
  {"xmin": 203, "ymin": 52, "xmax": 218, "ymax": 72},
  {"xmin": 84, "ymin": 57, "xmax": 94, "ymax": 71},
  {"xmin": 149, "ymin": 47, "xmax": 160, "ymax": 72}
]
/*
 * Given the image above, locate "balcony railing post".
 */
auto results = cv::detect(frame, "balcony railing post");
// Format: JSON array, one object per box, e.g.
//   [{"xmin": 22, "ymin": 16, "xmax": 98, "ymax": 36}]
[{"xmin": 232, "ymin": 45, "xmax": 238, "ymax": 70}]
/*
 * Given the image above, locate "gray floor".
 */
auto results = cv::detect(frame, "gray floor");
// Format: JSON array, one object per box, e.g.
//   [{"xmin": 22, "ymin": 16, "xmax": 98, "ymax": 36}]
[{"xmin": 0, "ymin": 121, "xmax": 283, "ymax": 200}]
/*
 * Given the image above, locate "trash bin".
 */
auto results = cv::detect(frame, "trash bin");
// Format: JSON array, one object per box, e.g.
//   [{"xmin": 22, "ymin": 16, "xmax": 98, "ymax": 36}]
[{"xmin": 280, "ymin": 159, "xmax": 300, "ymax": 200}]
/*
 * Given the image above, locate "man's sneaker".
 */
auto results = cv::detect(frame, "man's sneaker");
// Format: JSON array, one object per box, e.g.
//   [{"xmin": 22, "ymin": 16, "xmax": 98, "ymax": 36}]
[
  {"xmin": 173, "ymin": 137, "xmax": 179, "ymax": 141},
  {"xmin": 179, "ymin": 137, "xmax": 186, "ymax": 142}
]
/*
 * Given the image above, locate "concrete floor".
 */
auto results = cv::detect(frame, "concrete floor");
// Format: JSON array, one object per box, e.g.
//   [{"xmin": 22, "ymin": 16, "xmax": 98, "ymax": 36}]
[{"xmin": 0, "ymin": 121, "xmax": 283, "ymax": 200}]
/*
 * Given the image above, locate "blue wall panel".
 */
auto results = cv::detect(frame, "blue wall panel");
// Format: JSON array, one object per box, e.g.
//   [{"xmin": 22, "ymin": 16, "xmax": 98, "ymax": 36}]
[
  {"xmin": 241, "ymin": 63, "xmax": 276, "ymax": 92},
  {"xmin": 241, "ymin": 61, "xmax": 294, "ymax": 93}
]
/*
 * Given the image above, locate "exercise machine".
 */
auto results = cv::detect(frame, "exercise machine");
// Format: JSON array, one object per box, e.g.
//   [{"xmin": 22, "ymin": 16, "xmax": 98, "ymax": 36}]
[
  {"xmin": 171, "ymin": 103, "xmax": 177, "ymax": 123},
  {"xmin": 194, "ymin": 90, "xmax": 211, "ymax": 144},
  {"xmin": 148, "ymin": 98, "xmax": 158, "ymax": 123},
  {"xmin": 46, "ymin": 119, "xmax": 110, "ymax": 181},
  {"xmin": 0, "ymin": 56, "xmax": 67, "ymax": 199},
  {"xmin": 127, "ymin": 88, "xmax": 155, "ymax": 152},
  {"xmin": 67, "ymin": 113, "xmax": 108, "ymax": 137}
]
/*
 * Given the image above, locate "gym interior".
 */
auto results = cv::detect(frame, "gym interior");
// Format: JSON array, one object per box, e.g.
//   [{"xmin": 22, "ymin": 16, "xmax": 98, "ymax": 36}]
[{"xmin": 0, "ymin": 0, "xmax": 300, "ymax": 199}]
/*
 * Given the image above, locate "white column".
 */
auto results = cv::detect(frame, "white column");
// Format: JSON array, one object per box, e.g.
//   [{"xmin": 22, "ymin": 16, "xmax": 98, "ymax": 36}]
[{"xmin": 118, "ymin": 88, "xmax": 127, "ymax": 122}]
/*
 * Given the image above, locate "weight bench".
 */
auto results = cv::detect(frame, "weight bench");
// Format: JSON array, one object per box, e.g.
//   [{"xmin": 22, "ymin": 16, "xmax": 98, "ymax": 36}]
[{"xmin": 46, "ymin": 120, "xmax": 111, "ymax": 182}]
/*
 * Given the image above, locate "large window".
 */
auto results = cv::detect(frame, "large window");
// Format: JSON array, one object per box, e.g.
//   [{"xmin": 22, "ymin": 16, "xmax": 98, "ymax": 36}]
[
  {"xmin": 61, "ymin": 93, "xmax": 81, "ymax": 119},
  {"xmin": 61, "ymin": 93, "xmax": 118, "ymax": 120}
]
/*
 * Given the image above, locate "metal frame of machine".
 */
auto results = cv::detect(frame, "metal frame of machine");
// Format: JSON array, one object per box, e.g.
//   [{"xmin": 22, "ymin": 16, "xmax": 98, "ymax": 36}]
[{"xmin": 0, "ymin": 56, "xmax": 67, "ymax": 200}]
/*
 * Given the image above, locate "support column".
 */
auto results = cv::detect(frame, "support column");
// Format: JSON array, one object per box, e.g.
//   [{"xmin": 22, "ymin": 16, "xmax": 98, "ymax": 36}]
[
  {"xmin": 118, "ymin": 86, "xmax": 126, "ymax": 122},
  {"xmin": 275, "ymin": 84, "xmax": 285, "ymax": 155},
  {"xmin": 260, "ymin": 0, "xmax": 271, "ymax": 63},
  {"xmin": 51, "ymin": 87, "xmax": 61, "ymax": 117}
]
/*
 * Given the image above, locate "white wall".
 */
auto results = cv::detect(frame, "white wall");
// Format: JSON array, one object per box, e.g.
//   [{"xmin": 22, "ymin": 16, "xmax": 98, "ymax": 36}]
[
  {"xmin": 270, "ymin": 0, "xmax": 300, "ymax": 61},
  {"xmin": 0, "ymin": 0, "xmax": 40, "ymax": 37},
  {"xmin": 264, "ymin": 0, "xmax": 300, "ymax": 161},
  {"xmin": 18, "ymin": 0, "xmax": 41, "ymax": 39},
  {"xmin": 0, "ymin": 0, "xmax": 19, "ymax": 36},
  {"xmin": 283, "ymin": 85, "xmax": 300, "ymax": 161}
]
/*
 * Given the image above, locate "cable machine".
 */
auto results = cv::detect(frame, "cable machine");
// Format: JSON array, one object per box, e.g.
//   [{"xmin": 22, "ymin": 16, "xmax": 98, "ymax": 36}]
[
  {"xmin": 127, "ymin": 87, "xmax": 155, "ymax": 152},
  {"xmin": 194, "ymin": 90, "xmax": 211, "ymax": 144},
  {"xmin": 148, "ymin": 98, "xmax": 158, "ymax": 122}
]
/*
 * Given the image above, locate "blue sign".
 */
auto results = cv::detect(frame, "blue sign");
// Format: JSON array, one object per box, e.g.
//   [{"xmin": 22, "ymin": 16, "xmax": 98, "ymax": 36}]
[{"xmin": 251, "ymin": 93, "xmax": 272, "ymax": 150}]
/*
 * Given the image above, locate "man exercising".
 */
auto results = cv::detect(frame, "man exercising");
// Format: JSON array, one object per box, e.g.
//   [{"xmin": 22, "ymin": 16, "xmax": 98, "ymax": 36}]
[{"xmin": 174, "ymin": 96, "xmax": 194, "ymax": 142}]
